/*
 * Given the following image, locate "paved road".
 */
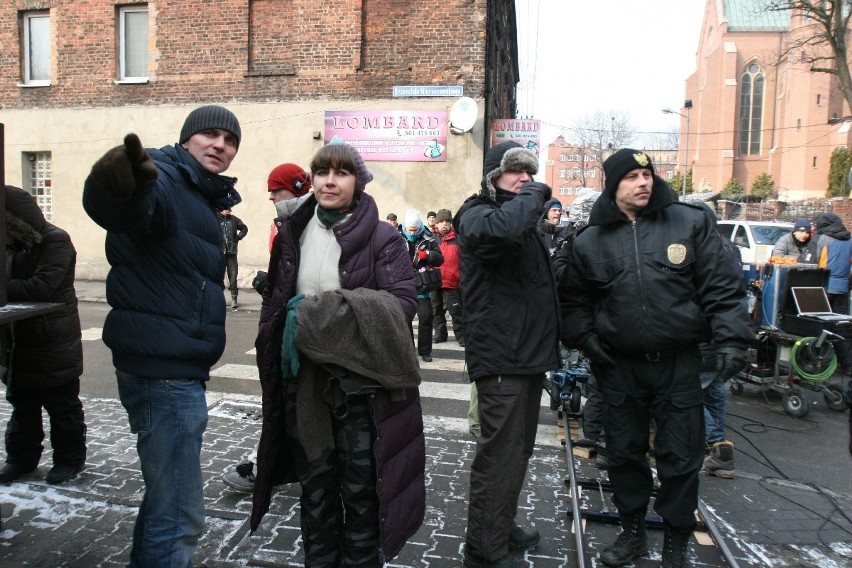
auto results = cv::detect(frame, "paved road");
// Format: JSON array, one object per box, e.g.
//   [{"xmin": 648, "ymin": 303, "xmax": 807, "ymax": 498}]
[{"xmin": 0, "ymin": 282, "xmax": 849, "ymax": 567}]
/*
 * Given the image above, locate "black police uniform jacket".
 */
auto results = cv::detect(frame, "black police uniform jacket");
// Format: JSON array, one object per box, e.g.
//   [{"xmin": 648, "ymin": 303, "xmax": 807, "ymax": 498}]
[
  {"xmin": 559, "ymin": 178, "xmax": 752, "ymax": 354},
  {"xmin": 455, "ymin": 185, "xmax": 561, "ymax": 382}
]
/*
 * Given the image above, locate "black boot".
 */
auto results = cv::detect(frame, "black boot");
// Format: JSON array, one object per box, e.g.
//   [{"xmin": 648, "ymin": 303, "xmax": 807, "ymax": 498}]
[
  {"xmin": 231, "ymin": 292, "xmax": 238, "ymax": 309},
  {"xmin": 599, "ymin": 509, "xmax": 648, "ymax": 566},
  {"xmin": 662, "ymin": 522, "xmax": 693, "ymax": 568}
]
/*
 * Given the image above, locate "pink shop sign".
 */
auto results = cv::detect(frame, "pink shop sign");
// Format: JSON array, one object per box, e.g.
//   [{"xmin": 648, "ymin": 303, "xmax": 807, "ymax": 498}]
[{"xmin": 324, "ymin": 110, "xmax": 448, "ymax": 162}]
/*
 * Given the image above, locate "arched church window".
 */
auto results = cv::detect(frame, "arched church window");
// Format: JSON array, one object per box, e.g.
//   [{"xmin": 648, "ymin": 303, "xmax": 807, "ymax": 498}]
[{"xmin": 738, "ymin": 62, "xmax": 764, "ymax": 155}]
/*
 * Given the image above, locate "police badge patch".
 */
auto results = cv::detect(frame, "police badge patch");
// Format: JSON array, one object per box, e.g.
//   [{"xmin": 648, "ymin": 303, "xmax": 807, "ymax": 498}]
[{"xmin": 667, "ymin": 243, "xmax": 687, "ymax": 265}]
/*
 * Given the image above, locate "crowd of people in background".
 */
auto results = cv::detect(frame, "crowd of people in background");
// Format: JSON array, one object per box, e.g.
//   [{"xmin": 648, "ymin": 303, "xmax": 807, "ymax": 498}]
[{"xmin": 1, "ymin": 103, "xmax": 850, "ymax": 568}]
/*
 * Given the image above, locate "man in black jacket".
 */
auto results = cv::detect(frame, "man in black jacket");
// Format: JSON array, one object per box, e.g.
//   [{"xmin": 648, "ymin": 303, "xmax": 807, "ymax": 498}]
[
  {"xmin": 456, "ymin": 141, "xmax": 560, "ymax": 568},
  {"xmin": 560, "ymin": 149, "xmax": 752, "ymax": 567},
  {"xmin": 218, "ymin": 208, "xmax": 248, "ymax": 308}
]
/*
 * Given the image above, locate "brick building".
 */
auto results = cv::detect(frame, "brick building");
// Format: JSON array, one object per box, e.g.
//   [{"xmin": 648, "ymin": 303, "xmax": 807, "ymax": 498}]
[
  {"xmin": 0, "ymin": 0, "xmax": 520, "ymax": 280},
  {"xmin": 681, "ymin": 0, "xmax": 852, "ymax": 200}
]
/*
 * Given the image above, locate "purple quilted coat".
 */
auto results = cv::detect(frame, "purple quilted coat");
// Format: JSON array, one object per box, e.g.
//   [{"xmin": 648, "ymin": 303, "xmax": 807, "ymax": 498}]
[{"xmin": 250, "ymin": 192, "xmax": 424, "ymax": 562}]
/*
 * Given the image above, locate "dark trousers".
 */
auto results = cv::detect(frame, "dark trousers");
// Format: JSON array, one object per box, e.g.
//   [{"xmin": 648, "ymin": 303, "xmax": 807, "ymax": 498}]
[
  {"xmin": 4, "ymin": 379, "xmax": 86, "ymax": 468},
  {"xmin": 431, "ymin": 288, "xmax": 464, "ymax": 342},
  {"xmin": 601, "ymin": 350, "xmax": 704, "ymax": 528},
  {"xmin": 415, "ymin": 297, "xmax": 433, "ymax": 356},
  {"xmin": 828, "ymin": 292, "xmax": 849, "ymax": 315},
  {"xmin": 285, "ymin": 387, "xmax": 380, "ymax": 567},
  {"xmin": 225, "ymin": 254, "xmax": 239, "ymax": 294},
  {"xmin": 466, "ymin": 374, "xmax": 542, "ymax": 561},
  {"xmin": 581, "ymin": 370, "xmax": 606, "ymax": 444}
]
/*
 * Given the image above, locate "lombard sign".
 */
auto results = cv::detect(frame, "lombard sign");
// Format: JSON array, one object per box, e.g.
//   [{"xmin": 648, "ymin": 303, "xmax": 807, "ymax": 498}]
[
  {"xmin": 325, "ymin": 110, "xmax": 448, "ymax": 162},
  {"xmin": 490, "ymin": 119, "xmax": 541, "ymax": 156}
]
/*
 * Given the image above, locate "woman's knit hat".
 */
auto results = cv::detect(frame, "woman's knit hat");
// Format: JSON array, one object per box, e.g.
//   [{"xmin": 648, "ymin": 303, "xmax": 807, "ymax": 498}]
[
  {"xmin": 179, "ymin": 105, "xmax": 242, "ymax": 148},
  {"xmin": 267, "ymin": 163, "xmax": 312, "ymax": 197}
]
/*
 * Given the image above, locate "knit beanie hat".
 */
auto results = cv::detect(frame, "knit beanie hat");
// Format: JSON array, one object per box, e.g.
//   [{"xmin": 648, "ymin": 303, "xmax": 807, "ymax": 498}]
[
  {"xmin": 403, "ymin": 209, "xmax": 421, "ymax": 230},
  {"xmin": 481, "ymin": 141, "xmax": 539, "ymax": 200},
  {"xmin": 436, "ymin": 208, "xmax": 453, "ymax": 222},
  {"xmin": 179, "ymin": 105, "xmax": 242, "ymax": 148},
  {"xmin": 603, "ymin": 148, "xmax": 655, "ymax": 196},
  {"xmin": 548, "ymin": 200, "xmax": 563, "ymax": 211},
  {"xmin": 267, "ymin": 163, "xmax": 312, "ymax": 197},
  {"xmin": 793, "ymin": 218, "xmax": 811, "ymax": 232},
  {"xmin": 332, "ymin": 143, "xmax": 373, "ymax": 193}
]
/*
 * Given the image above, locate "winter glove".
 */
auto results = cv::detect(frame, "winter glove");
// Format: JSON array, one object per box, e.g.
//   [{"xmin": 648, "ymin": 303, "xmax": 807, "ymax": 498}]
[
  {"xmin": 416, "ymin": 250, "xmax": 428, "ymax": 262},
  {"xmin": 715, "ymin": 345, "xmax": 747, "ymax": 381},
  {"xmin": 89, "ymin": 133, "xmax": 158, "ymax": 199},
  {"xmin": 252, "ymin": 271, "xmax": 268, "ymax": 295},
  {"xmin": 522, "ymin": 181, "xmax": 552, "ymax": 202},
  {"xmin": 580, "ymin": 335, "xmax": 615, "ymax": 367}
]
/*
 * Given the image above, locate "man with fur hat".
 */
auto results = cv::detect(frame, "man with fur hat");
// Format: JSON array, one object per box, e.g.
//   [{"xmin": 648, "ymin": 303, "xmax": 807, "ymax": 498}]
[
  {"xmin": 559, "ymin": 149, "xmax": 752, "ymax": 567},
  {"xmin": 771, "ymin": 218, "xmax": 817, "ymax": 263},
  {"xmin": 456, "ymin": 141, "xmax": 560, "ymax": 567},
  {"xmin": 83, "ymin": 104, "xmax": 242, "ymax": 566},
  {"xmin": 0, "ymin": 186, "xmax": 86, "ymax": 486}
]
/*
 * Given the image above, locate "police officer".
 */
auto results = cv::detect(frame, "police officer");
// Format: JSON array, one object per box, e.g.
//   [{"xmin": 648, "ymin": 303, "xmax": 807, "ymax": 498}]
[{"xmin": 559, "ymin": 149, "xmax": 752, "ymax": 567}]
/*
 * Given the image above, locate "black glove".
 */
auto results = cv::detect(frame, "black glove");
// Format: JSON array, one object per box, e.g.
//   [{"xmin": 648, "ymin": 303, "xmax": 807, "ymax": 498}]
[
  {"xmin": 522, "ymin": 181, "xmax": 552, "ymax": 202},
  {"xmin": 580, "ymin": 335, "xmax": 615, "ymax": 367},
  {"xmin": 89, "ymin": 133, "xmax": 158, "ymax": 199},
  {"xmin": 715, "ymin": 345, "xmax": 747, "ymax": 380},
  {"xmin": 252, "ymin": 271, "xmax": 268, "ymax": 295}
]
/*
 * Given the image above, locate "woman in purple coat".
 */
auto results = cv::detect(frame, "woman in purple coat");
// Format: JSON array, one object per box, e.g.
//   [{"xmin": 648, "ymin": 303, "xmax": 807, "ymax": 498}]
[{"xmin": 250, "ymin": 143, "xmax": 424, "ymax": 567}]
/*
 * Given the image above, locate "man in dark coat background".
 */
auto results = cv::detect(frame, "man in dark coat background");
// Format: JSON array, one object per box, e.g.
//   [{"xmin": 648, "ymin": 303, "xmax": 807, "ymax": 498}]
[
  {"xmin": 218, "ymin": 208, "xmax": 248, "ymax": 308},
  {"xmin": 0, "ymin": 185, "xmax": 86, "ymax": 485}
]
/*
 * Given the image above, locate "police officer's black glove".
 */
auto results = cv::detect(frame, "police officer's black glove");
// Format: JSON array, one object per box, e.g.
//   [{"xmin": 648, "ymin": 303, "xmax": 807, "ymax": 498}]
[
  {"xmin": 522, "ymin": 181, "xmax": 552, "ymax": 202},
  {"xmin": 715, "ymin": 345, "xmax": 747, "ymax": 381},
  {"xmin": 89, "ymin": 133, "xmax": 158, "ymax": 199},
  {"xmin": 580, "ymin": 335, "xmax": 615, "ymax": 367},
  {"xmin": 252, "ymin": 271, "xmax": 268, "ymax": 295}
]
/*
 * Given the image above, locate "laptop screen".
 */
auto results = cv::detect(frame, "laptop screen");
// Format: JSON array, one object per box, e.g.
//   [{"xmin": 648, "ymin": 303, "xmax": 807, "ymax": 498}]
[{"xmin": 791, "ymin": 287, "xmax": 832, "ymax": 314}]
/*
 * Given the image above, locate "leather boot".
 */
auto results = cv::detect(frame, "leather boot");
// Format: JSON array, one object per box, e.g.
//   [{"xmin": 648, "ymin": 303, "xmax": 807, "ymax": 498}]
[
  {"xmin": 599, "ymin": 509, "xmax": 648, "ymax": 566},
  {"xmin": 508, "ymin": 523, "xmax": 540, "ymax": 551},
  {"xmin": 703, "ymin": 440, "xmax": 735, "ymax": 478},
  {"xmin": 231, "ymin": 292, "xmax": 238, "ymax": 309},
  {"xmin": 662, "ymin": 522, "xmax": 693, "ymax": 568}
]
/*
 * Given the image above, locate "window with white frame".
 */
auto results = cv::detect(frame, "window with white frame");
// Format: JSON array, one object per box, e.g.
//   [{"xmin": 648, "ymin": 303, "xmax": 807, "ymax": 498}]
[
  {"xmin": 22, "ymin": 12, "xmax": 50, "ymax": 86},
  {"xmin": 23, "ymin": 152, "xmax": 53, "ymax": 221},
  {"xmin": 119, "ymin": 5, "xmax": 149, "ymax": 81}
]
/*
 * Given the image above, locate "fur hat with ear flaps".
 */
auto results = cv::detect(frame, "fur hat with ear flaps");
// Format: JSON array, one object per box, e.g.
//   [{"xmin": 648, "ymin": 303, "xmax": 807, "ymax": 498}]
[{"xmin": 481, "ymin": 141, "xmax": 539, "ymax": 201}]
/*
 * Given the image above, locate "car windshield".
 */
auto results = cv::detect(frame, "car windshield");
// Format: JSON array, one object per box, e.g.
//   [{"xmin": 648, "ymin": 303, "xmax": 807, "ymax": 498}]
[{"xmin": 752, "ymin": 225, "xmax": 792, "ymax": 245}]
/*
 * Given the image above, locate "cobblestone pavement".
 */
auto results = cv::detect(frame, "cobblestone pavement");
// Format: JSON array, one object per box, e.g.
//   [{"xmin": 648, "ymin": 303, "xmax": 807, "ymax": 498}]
[{"xmin": 0, "ymin": 283, "xmax": 849, "ymax": 566}]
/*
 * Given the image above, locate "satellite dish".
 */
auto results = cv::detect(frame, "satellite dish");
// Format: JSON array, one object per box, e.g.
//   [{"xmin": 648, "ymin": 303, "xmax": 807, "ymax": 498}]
[{"xmin": 449, "ymin": 97, "xmax": 478, "ymax": 134}]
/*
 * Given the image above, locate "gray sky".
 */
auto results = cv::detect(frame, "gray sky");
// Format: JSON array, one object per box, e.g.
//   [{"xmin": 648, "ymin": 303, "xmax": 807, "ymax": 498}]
[{"xmin": 515, "ymin": 0, "xmax": 707, "ymax": 149}]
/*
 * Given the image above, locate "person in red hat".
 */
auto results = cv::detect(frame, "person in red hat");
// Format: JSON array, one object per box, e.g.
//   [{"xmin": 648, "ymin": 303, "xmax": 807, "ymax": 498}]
[
  {"xmin": 266, "ymin": 163, "xmax": 312, "ymax": 251},
  {"xmin": 222, "ymin": 163, "xmax": 312, "ymax": 493}
]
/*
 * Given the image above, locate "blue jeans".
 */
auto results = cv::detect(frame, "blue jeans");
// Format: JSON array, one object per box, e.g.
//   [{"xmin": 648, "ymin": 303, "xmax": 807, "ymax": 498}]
[
  {"xmin": 700, "ymin": 371, "xmax": 726, "ymax": 444},
  {"xmin": 117, "ymin": 371, "xmax": 208, "ymax": 568}
]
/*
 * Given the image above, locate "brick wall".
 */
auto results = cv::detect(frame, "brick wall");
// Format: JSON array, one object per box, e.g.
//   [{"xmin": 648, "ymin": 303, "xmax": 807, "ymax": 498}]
[{"xmin": 0, "ymin": 0, "xmax": 488, "ymax": 107}]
